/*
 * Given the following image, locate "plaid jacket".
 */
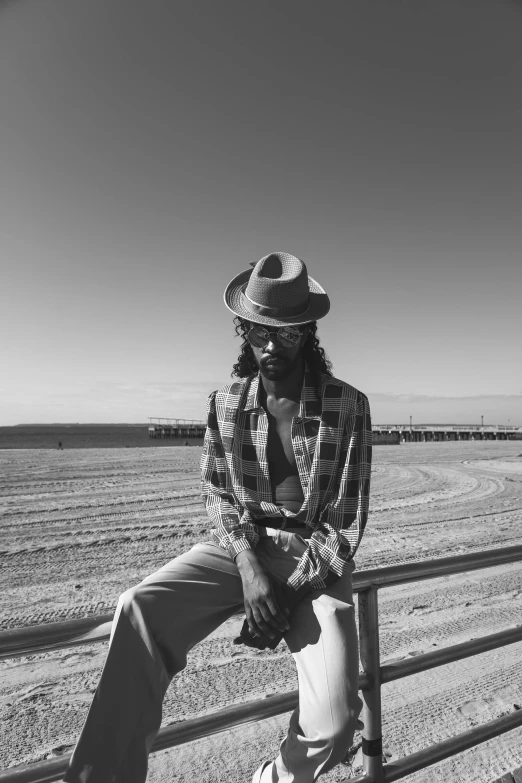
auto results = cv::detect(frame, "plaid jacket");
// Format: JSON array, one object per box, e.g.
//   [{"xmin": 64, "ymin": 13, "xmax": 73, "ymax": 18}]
[{"xmin": 200, "ymin": 368, "xmax": 372, "ymax": 590}]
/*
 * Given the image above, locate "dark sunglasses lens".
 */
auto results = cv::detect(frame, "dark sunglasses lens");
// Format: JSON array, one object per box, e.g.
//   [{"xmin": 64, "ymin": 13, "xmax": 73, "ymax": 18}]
[
  {"xmin": 278, "ymin": 327, "xmax": 301, "ymax": 346},
  {"xmin": 247, "ymin": 327, "xmax": 269, "ymax": 347}
]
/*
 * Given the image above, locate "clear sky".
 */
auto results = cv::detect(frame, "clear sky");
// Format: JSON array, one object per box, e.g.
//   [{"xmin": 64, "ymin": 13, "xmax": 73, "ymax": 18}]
[{"xmin": 1, "ymin": 0, "xmax": 521, "ymax": 426}]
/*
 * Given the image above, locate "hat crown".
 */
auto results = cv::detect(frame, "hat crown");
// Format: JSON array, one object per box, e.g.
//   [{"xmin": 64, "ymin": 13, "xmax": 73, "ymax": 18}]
[
  {"xmin": 223, "ymin": 250, "xmax": 330, "ymax": 326},
  {"xmin": 245, "ymin": 253, "xmax": 309, "ymax": 310}
]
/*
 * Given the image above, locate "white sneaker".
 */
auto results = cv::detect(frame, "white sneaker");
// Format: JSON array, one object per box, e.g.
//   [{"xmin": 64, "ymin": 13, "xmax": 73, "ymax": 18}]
[{"xmin": 252, "ymin": 760, "xmax": 272, "ymax": 783}]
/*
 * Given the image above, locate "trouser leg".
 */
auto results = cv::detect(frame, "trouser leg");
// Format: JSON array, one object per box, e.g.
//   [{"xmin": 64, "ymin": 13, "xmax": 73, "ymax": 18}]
[
  {"xmin": 261, "ymin": 563, "xmax": 361, "ymax": 783},
  {"xmin": 64, "ymin": 542, "xmax": 244, "ymax": 783}
]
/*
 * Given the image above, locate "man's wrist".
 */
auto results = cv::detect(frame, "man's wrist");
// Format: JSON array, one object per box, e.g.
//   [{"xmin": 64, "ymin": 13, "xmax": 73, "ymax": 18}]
[
  {"xmin": 235, "ymin": 549, "xmax": 262, "ymax": 576},
  {"xmin": 227, "ymin": 536, "xmax": 253, "ymax": 562}
]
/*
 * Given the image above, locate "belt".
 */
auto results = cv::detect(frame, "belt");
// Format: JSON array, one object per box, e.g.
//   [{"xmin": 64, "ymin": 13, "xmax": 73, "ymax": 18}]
[
  {"xmin": 254, "ymin": 515, "xmax": 306, "ymax": 529},
  {"xmin": 254, "ymin": 516, "xmax": 311, "ymax": 536}
]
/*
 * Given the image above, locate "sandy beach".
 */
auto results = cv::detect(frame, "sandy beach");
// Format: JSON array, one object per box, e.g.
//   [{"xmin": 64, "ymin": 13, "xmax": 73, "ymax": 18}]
[{"xmin": 1, "ymin": 442, "xmax": 522, "ymax": 782}]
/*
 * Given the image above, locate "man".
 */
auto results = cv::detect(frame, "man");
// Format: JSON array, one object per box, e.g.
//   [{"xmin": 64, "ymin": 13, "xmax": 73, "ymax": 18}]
[{"xmin": 65, "ymin": 252, "xmax": 372, "ymax": 783}]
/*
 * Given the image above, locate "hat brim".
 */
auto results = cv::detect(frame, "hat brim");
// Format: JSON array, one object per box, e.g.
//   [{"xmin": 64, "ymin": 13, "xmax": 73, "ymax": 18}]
[{"xmin": 224, "ymin": 268, "xmax": 330, "ymax": 327}]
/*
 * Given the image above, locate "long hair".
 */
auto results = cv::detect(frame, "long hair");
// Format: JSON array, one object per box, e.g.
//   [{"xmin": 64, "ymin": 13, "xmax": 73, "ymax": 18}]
[{"xmin": 231, "ymin": 318, "xmax": 333, "ymax": 389}]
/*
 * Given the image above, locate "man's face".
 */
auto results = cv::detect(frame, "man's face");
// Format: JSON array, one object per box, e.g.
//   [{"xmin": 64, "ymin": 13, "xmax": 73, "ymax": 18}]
[{"xmin": 248, "ymin": 322, "xmax": 310, "ymax": 382}]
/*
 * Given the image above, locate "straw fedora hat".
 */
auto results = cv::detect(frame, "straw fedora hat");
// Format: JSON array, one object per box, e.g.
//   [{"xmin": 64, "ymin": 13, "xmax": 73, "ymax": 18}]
[{"xmin": 224, "ymin": 252, "xmax": 330, "ymax": 327}]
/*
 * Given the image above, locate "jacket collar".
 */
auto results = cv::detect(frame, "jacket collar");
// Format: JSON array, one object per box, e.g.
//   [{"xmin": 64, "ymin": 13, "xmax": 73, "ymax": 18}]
[{"xmin": 243, "ymin": 364, "xmax": 322, "ymax": 420}]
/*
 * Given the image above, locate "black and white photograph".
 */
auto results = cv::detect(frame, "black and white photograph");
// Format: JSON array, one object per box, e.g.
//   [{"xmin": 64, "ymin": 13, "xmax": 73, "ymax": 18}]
[{"xmin": 1, "ymin": 2, "xmax": 521, "ymax": 782}]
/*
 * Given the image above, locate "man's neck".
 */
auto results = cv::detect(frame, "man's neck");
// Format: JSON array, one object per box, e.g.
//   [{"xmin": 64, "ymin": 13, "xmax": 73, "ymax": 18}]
[{"xmin": 259, "ymin": 360, "xmax": 305, "ymax": 403}]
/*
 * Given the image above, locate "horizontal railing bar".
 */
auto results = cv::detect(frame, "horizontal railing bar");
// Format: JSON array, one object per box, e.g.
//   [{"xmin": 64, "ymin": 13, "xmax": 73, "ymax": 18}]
[
  {"xmin": 152, "ymin": 689, "xmax": 299, "ymax": 750},
  {"xmin": 0, "ymin": 758, "xmax": 64, "ymax": 783},
  {"xmin": 383, "ymin": 709, "xmax": 522, "ymax": 781},
  {"xmin": 0, "ymin": 616, "xmax": 113, "ymax": 661},
  {"xmin": 3, "ymin": 545, "xmax": 522, "ymax": 661},
  {"xmin": 0, "ymin": 690, "xmax": 301, "ymax": 783},
  {"xmin": 353, "ymin": 544, "xmax": 522, "ymax": 591},
  {"xmin": 380, "ymin": 625, "xmax": 522, "ymax": 684}
]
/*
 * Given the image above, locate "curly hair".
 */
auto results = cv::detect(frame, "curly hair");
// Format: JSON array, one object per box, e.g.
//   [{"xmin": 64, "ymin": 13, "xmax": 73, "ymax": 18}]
[{"xmin": 231, "ymin": 318, "xmax": 333, "ymax": 389}]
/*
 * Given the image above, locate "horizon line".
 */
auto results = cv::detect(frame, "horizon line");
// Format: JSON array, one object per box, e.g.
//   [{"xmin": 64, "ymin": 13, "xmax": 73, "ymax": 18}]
[{"xmin": 2, "ymin": 421, "xmax": 521, "ymax": 429}]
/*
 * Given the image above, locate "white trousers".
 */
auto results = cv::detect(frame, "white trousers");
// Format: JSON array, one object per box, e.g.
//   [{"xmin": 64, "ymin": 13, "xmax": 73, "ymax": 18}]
[{"xmin": 65, "ymin": 529, "xmax": 362, "ymax": 783}]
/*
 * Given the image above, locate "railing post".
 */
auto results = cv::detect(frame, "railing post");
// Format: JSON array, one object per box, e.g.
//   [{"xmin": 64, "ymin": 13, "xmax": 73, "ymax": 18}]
[{"xmin": 358, "ymin": 585, "xmax": 384, "ymax": 782}]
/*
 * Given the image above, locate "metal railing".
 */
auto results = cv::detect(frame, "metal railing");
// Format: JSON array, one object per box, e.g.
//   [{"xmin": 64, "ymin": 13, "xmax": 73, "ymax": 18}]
[
  {"xmin": 372, "ymin": 424, "xmax": 522, "ymax": 433},
  {"xmin": 2, "ymin": 544, "xmax": 522, "ymax": 783},
  {"xmin": 147, "ymin": 418, "xmax": 205, "ymax": 426}
]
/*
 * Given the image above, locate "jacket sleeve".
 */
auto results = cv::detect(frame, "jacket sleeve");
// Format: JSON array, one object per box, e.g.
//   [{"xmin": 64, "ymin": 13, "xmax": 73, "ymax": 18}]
[
  {"xmin": 287, "ymin": 392, "xmax": 372, "ymax": 591},
  {"xmin": 200, "ymin": 390, "xmax": 260, "ymax": 559}
]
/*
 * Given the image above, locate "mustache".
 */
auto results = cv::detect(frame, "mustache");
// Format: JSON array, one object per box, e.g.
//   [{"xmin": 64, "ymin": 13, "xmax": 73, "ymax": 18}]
[{"xmin": 261, "ymin": 354, "xmax": 286, "ymax": 364}]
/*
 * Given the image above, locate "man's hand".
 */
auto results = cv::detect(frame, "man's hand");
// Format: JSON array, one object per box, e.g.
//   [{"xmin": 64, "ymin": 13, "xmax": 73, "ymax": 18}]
[
  {"xmin": 234, "ymin": 551, "xmax": 312, "ymax": 650},
  {"xmin": 272, "ymin": 580, "xmax": 307, "ymax": 619},
  {"xmin": 234, "ymin": 580, "xmax": 306, "ymax": 650},
  {"xmin": 234, "ymin": 620, "xmax": 278, "ymax": 650},
  {"xmin": 235, "ymin": 550, "xmax": 289, "ymax": 641}
]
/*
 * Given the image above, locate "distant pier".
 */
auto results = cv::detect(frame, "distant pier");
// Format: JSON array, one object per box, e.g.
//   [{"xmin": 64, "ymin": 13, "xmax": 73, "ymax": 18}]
[
  {"xmin": 148, "ymin": 418, "xmax": 205, "ymax": 439},
  {"xmin": 373, "ymin": 424, "xmax": 522, "ymax": 443},
  {"xmin": 148, "ymin": 418, "xmax": 521, "ymax": 444}
]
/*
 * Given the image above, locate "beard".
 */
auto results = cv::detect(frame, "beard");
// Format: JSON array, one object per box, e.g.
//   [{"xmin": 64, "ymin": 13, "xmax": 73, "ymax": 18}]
[{"xmin": 259, "ymin": 352, "xmax": 302, "ymax": 381}]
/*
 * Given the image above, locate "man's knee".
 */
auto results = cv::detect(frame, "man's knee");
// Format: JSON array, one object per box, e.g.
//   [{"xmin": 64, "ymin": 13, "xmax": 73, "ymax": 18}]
[
  {"xmin": 119, "ymin": 584, "xmax": 138, "ymax": 609},
  {"xmin": 114, "ymin": 583, "xmax": 171, "ymax": 653},
  {"xmin": 117, "ymin": 583, "xmax": 155, "ymax": 622}
]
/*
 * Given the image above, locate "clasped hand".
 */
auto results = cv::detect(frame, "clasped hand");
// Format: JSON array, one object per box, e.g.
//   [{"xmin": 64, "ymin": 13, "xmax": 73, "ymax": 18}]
[{"xmin": 234, "ymin": 553, "xmax": 301, "ymax": 650}]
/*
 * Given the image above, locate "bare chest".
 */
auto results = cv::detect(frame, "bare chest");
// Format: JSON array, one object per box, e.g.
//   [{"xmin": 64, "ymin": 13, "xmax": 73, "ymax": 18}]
[{"xmin": 265, "ymin": 398, "xmax": 300, "ymax": 469}]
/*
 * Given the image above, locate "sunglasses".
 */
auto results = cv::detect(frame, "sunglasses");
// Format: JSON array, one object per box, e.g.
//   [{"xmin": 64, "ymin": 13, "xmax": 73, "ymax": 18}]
[{"xmin": 246, "ymin": 324, "xmax": 304, "ymax": 348}]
